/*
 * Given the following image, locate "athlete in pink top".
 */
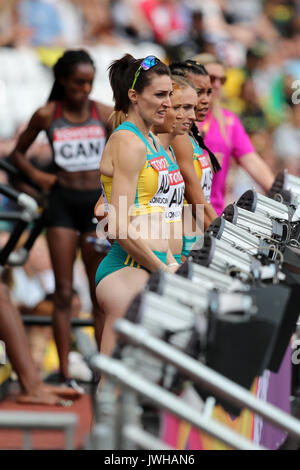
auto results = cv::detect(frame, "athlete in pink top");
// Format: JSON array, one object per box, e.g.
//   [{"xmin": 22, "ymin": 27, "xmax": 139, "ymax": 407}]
[
  {"xmin": 198, "ymin": 108, "xmax": 255, "ymax": 215},
  {"xmin": 195, "ymin": 54, "xmax": 274, "ymax": 216}
]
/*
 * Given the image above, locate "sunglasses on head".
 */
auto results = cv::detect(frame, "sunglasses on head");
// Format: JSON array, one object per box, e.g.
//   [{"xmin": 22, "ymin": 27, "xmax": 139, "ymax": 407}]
[
  {"xmin": 210, "ymin": 74, "xmax": 227, "ymax": 85},
  {"xmin": 131, "ymin": 56, "xmax": 158, "ymax": 90}
]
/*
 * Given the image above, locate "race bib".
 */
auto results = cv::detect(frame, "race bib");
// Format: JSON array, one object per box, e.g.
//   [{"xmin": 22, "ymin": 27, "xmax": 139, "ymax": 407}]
[
  {"xmin": 166, "ymin": 168, "xmax": 185, "ymax": 222},
  {"xmin": 53, "ymin": 125, "xmax": 106, "ymax": 172},
  {"xmin": 198, "ymin": 154, "xmax": 212, "ymax": 203},
  {"xmin": 148, "ymin": 156, "xmax": 170, "ymax": 208}
]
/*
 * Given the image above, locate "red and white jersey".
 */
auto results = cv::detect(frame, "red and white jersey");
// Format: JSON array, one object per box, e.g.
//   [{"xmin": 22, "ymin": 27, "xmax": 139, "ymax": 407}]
[{"xmin": 47, "ymin": 101, "xmax": 107, "ymax": 172}]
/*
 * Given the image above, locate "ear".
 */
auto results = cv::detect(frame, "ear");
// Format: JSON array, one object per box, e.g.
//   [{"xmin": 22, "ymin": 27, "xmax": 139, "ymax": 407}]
[{"xmin": 128, "ymin": 89, "xmax": 138, "ymax": 105}]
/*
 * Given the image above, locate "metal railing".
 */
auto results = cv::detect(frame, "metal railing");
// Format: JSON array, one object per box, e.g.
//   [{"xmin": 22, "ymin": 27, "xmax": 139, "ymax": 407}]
[
  {"xmin": 0, "ymin": 411, "xmax": 78, "ymax": 450},
  {"xmin": 114, "ymin": 319, "xmax": 300, "ymax": 442},
  {"xmin": 90, "ymin": 354, "xmax": 265, "ymax": 451}
]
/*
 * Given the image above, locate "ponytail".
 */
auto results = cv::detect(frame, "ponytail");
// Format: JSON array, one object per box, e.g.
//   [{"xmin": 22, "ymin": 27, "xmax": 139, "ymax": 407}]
[
  {"xmin": 190, "ymin": 122, "xmax": 221, "ymax": 173},
  {"xmin": 48, "ymin": 81, "xmax": 64, "ymax": 102},
  {"xmin": 108, "ymin": 54, "xmax": 137, "ymax": 114},
  {"xmin": 111, "ymin": 110, "xmax": 127, "ymax": 130}
]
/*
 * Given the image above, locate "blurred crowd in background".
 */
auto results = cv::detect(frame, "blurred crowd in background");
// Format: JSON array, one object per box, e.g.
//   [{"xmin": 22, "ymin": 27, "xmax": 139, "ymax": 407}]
[
  {"xmin": 1, "ymin": 1, "xmax": 300, "ymax": 195},
  {"xmin": 0, "ymin": 0, "xmax": 300, "ymax": 380}
]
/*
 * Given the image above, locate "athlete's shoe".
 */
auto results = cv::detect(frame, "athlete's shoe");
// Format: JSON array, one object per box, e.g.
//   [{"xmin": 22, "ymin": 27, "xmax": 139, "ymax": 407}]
[
  {"xmin": 69, "ymin": 351, "xmax": 93, "ymax": 382},
  {"xmin": 63, "ymin": 379, "xmax": 85, "ymax": 395}
]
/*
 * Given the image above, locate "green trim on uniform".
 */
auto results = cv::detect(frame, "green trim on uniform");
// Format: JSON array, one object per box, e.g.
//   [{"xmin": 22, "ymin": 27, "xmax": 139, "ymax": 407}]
[
  {"xmin": 181, "ymin": 235, "xmax": 201, "ymax": 258},
  {"xmin": 95, "ymin": 241, "xmax": 167, "ymax": 286}
]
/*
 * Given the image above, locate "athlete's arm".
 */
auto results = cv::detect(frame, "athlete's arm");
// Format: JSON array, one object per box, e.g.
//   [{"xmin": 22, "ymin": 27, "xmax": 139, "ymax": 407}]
[
  {"xmin": 94, "ymin": 193, "xmax": 108, "ymax": 221},
  {"xmin": 108, "ymin": 131, "xmax": 168, "ymax": 272},
  {"xmin": 172, "ymin": 134, "xmax": 217, "ymax": 231},
  {"xmin": 10, "ymin": 104, "xmax": 57, "ymax": 191},
  {"xmin": 166, "ymin": 248, "xmax": 180, "ymax": 271},
  {"xmin": 239, "ymin": 152, "xmax": 275, "ymax": 194},
  {"xmin": 96, "ymin": 102, "xmax": 114, "ymax": 136}
]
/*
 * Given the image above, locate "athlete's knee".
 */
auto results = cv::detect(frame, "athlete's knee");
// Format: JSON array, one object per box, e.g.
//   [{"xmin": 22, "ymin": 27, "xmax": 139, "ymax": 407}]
[
  {"xmin": 92, "ymin": 305, "xmax": 105, "ymax": 329},
  {"xmin": 54, "ymin": 285, "xmax": 73, "ymax": 310}
]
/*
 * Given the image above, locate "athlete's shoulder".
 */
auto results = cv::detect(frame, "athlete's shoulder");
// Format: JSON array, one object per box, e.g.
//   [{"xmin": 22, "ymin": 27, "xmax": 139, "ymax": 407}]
[
  {"xmin": 93, "ymin": 101, "xmax": 114, "ymax": 124},
  {"xmin": 110, "ymin": 128, "xmax": 146, "ymax": 151},
  {"xmin": 107, "ymin": 129, "xmax": 146, "ymax": 172},
  {"xmin": 222, "ymin": 107, "xmax": 239, "ymax": 119},
  {"xmin": 29, "ymin": 102, "xmax": 56, "ymax": 130},
  {"xmin": 95, "ymin": 101, "xmax": 113, "ymax": 114},
  {"xmin": 221, "ymin": 108, "xmax": 241, "ymax": 127},
  {"xmin": 172, "ymin": 133, "xmax": 193, "ymax": 149}
]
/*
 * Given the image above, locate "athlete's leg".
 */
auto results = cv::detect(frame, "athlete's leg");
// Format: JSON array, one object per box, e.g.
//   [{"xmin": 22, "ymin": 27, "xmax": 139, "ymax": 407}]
[
  {"xmin": 96, "ymin": 267, "xmax": 150, "ymax": 357},
  {"xmin": 46, "ymin": 227, "xmax": 78, "ymax": 380},
  {"xmin": 0, "ymin": 282, "xmax": 41, "ymax": 395},
  {"xmin": 0, "ymin": 282, "xmax": 81, "ymax": 404},
  {"xmin": 80, "ymin": 231, "xmax": 106, "ymax": 350}
]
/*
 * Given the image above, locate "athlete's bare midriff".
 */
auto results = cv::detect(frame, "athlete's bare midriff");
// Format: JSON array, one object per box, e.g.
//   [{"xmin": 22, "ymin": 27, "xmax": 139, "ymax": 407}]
[
  {"xmin": 55, "ymin": 169, "xmax": 100, "ymax": 190},
  {"xmin": 129, "ymin": 212, "xmax": 169, "ymax": 253}
]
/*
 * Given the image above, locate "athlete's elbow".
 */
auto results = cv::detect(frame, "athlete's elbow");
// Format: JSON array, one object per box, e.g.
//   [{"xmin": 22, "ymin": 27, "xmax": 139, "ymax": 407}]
[
  {"xmin": 108, "ymin": 217, "xmax": 128, "ymax": 240},
  {"xmin": 10, "ymin": 150, "xmax": 24, "ymax": 168},
  {"xmin": 9, "ymin": 150, "xmax": 17, "ymax": 165}
]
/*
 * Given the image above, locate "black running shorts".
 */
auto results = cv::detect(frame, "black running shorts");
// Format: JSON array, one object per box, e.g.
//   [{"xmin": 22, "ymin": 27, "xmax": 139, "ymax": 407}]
[{"xmin": 44, "ymin": 184, "xmax": 102, "ymax": 234}]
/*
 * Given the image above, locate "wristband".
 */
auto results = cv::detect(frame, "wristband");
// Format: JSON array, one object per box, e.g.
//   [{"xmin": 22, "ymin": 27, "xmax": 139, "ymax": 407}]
[{"xmin": 167, "ymin": 263, "xmax": 179, "ymax": 268}]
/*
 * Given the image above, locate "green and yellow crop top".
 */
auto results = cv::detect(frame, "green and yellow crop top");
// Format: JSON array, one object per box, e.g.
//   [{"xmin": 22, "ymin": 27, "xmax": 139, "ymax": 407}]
[
  {"xmin": 183, "ymin": 134, "xmax": 213, "ymax": 205},
  {"xmin": 101, "ymin": 122, "xmax": 170, "ymax": 216}
]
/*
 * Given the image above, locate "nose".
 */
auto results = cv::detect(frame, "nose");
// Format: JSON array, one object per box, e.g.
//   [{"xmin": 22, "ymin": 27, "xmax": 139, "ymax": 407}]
[
  {"xmin": 177, "ymin": 109, "xmax": 184, "ymax": 120},
  {"xmin": 83, "ymin": 81, "xmax": 92, "ymax": 94},
  {"xmin": 189, "ymin": 110, "xmax": 196, "ymax": 121},
  {"xmin": 199, "ymin": 94, "xmax": 209, "ymax": 105},
  {"xmin": 163, "ymin": 96, "xmax": 172, "ymax": 108}
]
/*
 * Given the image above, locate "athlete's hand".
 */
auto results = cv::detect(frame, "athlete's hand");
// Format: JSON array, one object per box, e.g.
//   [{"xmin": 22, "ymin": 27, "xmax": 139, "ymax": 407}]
[{"xmin": 167, "ymin": 263, "xmax": 180, "ymax": 274}]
